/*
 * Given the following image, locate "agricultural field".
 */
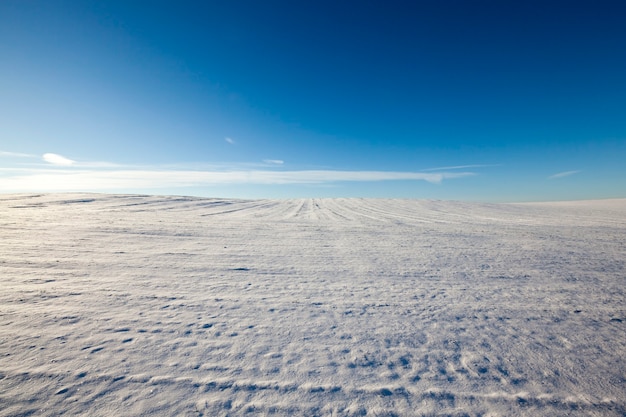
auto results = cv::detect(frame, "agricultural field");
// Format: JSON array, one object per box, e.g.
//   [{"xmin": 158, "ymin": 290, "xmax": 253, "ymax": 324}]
[{"xmin": 1, "ymin": 194, "xmax": 625, "ymax": 416}]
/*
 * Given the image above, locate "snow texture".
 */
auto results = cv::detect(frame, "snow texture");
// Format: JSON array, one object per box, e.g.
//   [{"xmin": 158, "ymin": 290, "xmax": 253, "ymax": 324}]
[{"xmin": 1, "ymin": 194, "xmax": 625, "ymax": 416}]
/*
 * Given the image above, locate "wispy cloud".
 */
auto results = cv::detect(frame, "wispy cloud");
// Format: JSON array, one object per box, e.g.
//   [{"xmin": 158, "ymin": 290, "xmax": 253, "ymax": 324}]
[
  {"xmin": 0, "ymin": 168, "xmax": 474, "ymax": 192},
  {"xmin": 548, "ymin": 170, "xmax": 580, "ymax": 179},
  {"xmin": 43, "ymin": 153, "xmax": 75, "ymax": 166},
  {"xmin": 225, "ymin": 137, "xmax": 235, "ymax": 145},
  {"xmin": 73, "ymin": 161, "xmax": 123, "ymax": 168},
  {"xmin": 422, "ymin": 164, "xmax": 500, "ymax": 171},
  {"xmin": 0, "ymin": 151, "xmax": 37, "ymax": 158},
  {"xmin": 263, "ymin": 159, "xmax": 284, "ymax": 165},
  {"xmin": 4, "ymin": 151, "xmax": 125, "ymax": 169}
]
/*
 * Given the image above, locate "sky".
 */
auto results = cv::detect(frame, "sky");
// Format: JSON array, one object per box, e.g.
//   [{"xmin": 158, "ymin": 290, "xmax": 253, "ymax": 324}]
[{"xmin": 1, "ymin": 0, "xmax": 625, "ymax": 201}]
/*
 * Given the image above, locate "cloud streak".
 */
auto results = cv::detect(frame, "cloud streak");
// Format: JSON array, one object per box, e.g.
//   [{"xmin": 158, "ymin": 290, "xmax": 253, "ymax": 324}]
[
  {"xmin": 1, "ymin": 151, "xmax": 37, "ymax": 158},
  {"xmin": 263, "ymin": 159, "xmax": 284, "ymax": 165},
  {"xmin": 548, "ymin": 170, "xmax": 580, "ymax": 179},
  {"xmin": 43, "ymin": 153, "xmax": 75, "ymax": 166},
  {"xmin": 421, "ymin": 164, "xmax": 501, "ymax": 171},
  {"xmin": 0, "ymin": 168, "xmax": 474, "ymax": 192},
  {"xmin": 225, "ymin": 137, "xmax": 235, "ymax": 145}
]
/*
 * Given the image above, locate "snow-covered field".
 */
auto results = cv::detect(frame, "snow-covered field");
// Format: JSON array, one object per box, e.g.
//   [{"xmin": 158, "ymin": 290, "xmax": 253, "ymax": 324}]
[{"xmin": 1, "ymin": 193, "xmax": 625, "ymax": 417}]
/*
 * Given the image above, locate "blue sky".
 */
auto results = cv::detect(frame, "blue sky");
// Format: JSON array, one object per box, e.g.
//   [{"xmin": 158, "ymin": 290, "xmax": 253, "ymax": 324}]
[{"xmin": 1, "ymin": 0, "xmax": 625, "ymax": 201}]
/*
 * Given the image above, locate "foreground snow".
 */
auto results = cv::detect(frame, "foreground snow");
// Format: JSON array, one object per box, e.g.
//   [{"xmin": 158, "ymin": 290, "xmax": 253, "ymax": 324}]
[{"xmin": 0, "ymin": 194, "xmax": 625, "ymax": 416}]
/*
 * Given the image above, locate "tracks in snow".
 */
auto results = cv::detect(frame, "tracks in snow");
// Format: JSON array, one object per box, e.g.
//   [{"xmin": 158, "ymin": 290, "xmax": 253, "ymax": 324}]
[{"xmin": 4, "ymin": 194, "xmax": 625, "ymax": 228}]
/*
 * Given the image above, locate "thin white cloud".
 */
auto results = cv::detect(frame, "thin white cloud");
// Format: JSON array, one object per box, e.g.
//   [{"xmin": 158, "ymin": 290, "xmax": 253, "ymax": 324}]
[
  {"xmin": 43, "ymin": 153, "xmax": 75, "ymax": 166},
  {"xmin": 422, "ymin": 164, "xmax": 500, "ymax": 171},
  {"xmin": 548, "ymin": 170, "xmax": 580, "ymax": 179},
  {"xmin": 225, "ymin": 137, "xmax": 235, "ymax": 145},
  {"xmin": 0, "ymin": 168, "xmax": 474, "ymax": 192},
  {"xmin": 263, "ymin": 159, "xmax": 284, "ymax": 165},
  {"xmin": 72, "ymin": 160, "xmax": 125, "ymax": 168},
  {"xmin": 1, "ymin": 151, "xmax": 37, "ymax": 158}
]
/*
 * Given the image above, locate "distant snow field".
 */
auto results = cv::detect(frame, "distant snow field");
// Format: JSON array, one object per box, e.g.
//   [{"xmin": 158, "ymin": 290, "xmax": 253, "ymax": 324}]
[{"xmin": 1, "ymin": 194, "xmax": 625, "ymax": 416}]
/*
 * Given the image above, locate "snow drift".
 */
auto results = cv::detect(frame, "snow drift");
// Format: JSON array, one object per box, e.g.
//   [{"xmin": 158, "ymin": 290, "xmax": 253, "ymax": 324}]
[{"xmin": 1, "ymin": 194, "xmax": 624, "ymax": 416}]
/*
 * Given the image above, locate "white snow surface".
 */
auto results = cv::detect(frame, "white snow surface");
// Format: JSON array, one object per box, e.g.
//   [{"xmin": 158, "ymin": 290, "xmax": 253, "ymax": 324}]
[{"xmin": 1, "ymin": 194, "xmax": 625, "ymax": 416}]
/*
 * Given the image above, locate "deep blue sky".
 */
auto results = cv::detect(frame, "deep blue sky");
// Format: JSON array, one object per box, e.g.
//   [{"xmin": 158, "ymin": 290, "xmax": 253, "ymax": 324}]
[{"xmin": 1, "ymin": 0, "xmax": 625, "ymax": 201}]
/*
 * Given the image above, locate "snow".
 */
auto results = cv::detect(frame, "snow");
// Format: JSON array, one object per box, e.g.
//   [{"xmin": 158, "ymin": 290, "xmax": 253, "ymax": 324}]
[{"xmin": 1, "ymin": 194, "xmax": 625, "ymax": 416}]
